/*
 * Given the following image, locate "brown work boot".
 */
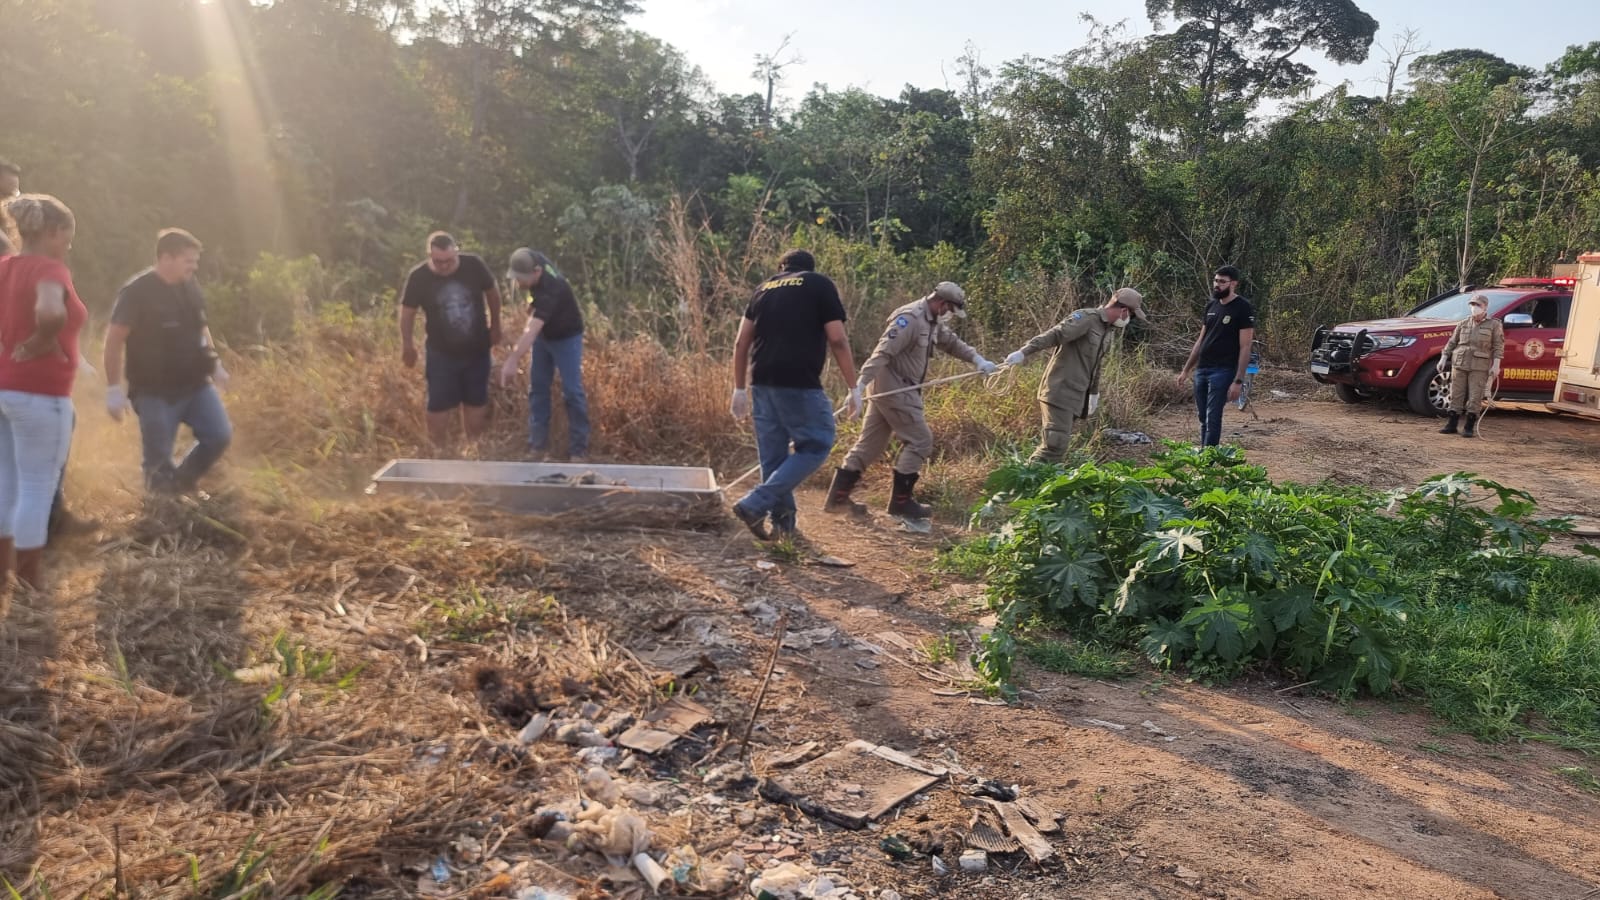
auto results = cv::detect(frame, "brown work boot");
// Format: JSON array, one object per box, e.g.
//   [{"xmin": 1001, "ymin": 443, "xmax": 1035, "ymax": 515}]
[
  {"xmin": 887, "ymin": 470, "xmax": 931, "ymax": 520},
  {"xmin": 823, "ymin": 467, "xmax": 867, "ymax": 516}
]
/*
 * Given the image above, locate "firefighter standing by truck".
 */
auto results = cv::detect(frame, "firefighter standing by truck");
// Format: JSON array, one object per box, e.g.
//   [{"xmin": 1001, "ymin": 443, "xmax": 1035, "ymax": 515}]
[
  {"xmin": 1438, "ymin": 293, "xmax": 1504, "ymax": 438},
  {"xmin": 825, "ymin": 282, "xmax": 997, "ymax": 520}
]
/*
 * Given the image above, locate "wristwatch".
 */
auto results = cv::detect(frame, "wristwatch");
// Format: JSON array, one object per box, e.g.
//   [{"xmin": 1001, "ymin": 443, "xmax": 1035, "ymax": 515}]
[{"xmin": 1234, "ymin": 379, "xmax": 1244, "ymax": 385}]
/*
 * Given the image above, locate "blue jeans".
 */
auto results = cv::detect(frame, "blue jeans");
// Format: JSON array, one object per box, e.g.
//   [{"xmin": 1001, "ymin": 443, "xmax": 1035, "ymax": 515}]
[
  {"xmin": 133, "ymin": 384, "xmax": 233, "ymax": 491},
  {"xmin": 0, "ymin": 390, "xmax": 73, "ymax": 549},
  {"xmin": 528, "ymin": 334, "xmax": 589, "ymax": 457},
  {"xmin": 736, "ymin": 386, "xmax": 836, "ymax": 532},
  {"xmin": 1194, "ymin": 366, "xmax": 1234, "ymax": 447}
]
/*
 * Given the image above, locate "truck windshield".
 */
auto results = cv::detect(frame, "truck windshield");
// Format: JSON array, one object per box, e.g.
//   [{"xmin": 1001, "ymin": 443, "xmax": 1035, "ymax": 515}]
[{"xmin": 1411, "ymin": 290, "xmax": 1522, "ymax": 320}]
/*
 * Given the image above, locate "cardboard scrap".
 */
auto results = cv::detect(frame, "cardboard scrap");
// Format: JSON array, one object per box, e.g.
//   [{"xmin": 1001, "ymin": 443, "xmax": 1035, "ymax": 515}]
[
  {"xmin": 760, "ymin": 740, "xmax": 947, "ymax": 830},
  {"xmin": 1013, "ymin": 797, "xmax": 1063, "ymax": 834},
  {"xmin": 965, "ymin": 809, "xmax": 1021, "ymax": 853},
  {"xmin": 616, "ymin": 696, "xmax": 715, "ymax": 754}
]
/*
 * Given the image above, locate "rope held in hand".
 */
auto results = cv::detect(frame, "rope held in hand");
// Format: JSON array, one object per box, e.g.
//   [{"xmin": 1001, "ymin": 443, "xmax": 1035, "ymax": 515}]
[{"xmin": 723, "ymin": 363, "xmax": 1022, "ymax": 492}]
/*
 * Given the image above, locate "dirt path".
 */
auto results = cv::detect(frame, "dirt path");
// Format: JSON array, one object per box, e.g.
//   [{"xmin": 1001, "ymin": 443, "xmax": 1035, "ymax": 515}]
[
  {"xmin": 742, "ymin": 483, "xmax": 1600, "ymax": 899},
  {"xmin": 12, "ymin": 388, "xmax": 1600, "ymax": 898}
]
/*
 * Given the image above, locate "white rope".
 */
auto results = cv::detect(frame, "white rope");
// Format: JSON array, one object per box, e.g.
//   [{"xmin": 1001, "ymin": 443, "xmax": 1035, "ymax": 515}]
[{"xmin": 722, "ymin": 363, "xmax": 1022, "ymax": 492}]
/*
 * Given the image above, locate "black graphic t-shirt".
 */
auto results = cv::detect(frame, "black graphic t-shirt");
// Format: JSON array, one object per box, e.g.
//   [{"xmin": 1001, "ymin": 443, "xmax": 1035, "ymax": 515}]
[
  {"xmin": 400, "ymin": 254, "xmax": 496, "ymax": 356},
  {"xmin": 743, "ymin": 270, "xmax": 848, "ymax": 389},
  {"xmin": 1198, "ymin": 296, "xmax": 1255, "ymax": 370}
]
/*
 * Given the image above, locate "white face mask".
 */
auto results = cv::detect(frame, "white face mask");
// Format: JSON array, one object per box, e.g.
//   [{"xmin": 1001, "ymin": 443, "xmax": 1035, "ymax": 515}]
[
  {"xmin": 1113, "ymin": 316, "xmax": 1130, "ymax": 328},
  {"xmin": 937, "ymin": 311, "xmax": 953, "ymax": 325}
]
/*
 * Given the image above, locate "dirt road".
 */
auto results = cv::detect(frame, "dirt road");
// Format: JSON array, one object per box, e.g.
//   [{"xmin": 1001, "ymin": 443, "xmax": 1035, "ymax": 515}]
[{"xmin": 12, "ymin": 381, "xmax": 1600, "ymax": 898}]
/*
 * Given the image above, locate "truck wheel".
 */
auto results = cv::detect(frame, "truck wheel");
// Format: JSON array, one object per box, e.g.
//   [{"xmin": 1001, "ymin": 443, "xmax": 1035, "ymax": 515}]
[
  {"xmin": 1335, "ymin": 383, "xmax": 1369, "ymax": 404},
  {"xmin": 1406, "ymin": 360, "xmax": 1449, "ymax": 416}
]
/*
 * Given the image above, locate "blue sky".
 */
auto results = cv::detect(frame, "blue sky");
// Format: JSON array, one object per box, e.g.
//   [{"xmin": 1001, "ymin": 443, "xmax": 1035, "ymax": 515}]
[{"xmin": 634, "ymin": 0, "xmax": 1587, "ymax": 107}]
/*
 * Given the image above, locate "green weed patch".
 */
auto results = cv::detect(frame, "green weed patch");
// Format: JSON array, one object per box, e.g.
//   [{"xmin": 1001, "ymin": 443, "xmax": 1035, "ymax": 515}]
[{"xmin": 961, "ymin": 443, "xmax": 1600, "ymax": 748}]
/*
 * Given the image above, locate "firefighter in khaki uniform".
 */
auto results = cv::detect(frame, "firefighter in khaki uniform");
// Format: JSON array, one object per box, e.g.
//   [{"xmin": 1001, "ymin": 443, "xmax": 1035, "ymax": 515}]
[
  {"xmin": 825, "ymin": 282, "xmax": 998, "ymax": 520},
  {"xmin": 1438, "ymin": 293, "xmax": 1504, "ymax": 438},
  {"xmin": 1004, "ymin": 288, "xmax": 1146, "ymax": 463}
]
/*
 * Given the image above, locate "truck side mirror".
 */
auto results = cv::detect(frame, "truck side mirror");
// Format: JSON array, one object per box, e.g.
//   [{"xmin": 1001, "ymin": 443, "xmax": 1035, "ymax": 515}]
[{"xmin": 1503, "ymin": 313, "xmax": 1535, "ymax": 328}]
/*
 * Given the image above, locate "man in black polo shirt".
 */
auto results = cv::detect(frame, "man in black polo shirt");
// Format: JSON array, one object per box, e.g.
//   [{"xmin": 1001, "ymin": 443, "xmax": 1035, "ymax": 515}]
[
  {"xmin": 499, "ymin": 248, "xmax": 589, "ymax": 460},
  {"xmin": 728, "ymin": 249, "xmax": 860, "ymax": 540},
  {"xmin": 103, "ymin": 228, "xmax": 233, "ymax": 492},
  {"xmin": 1176, "ymin": 264, "xmax": 1256, "ymax": 447},
  {"xmin": 399, "ymin": 231, "xmax": 502, "ymax": 447}
]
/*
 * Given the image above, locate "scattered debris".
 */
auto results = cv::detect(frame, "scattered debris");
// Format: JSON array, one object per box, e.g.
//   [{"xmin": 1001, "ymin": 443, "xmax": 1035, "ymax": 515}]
[
  {"xmin": 815, "ymin": 555, "xmax": 856, "ymax": 568},
  {"xmin": 1083, "ymin": 718, "xmax": 1127, "ymax": 731},
  {"xmin": 1102, "ymin": 428, "xmax": 1154, "ymax": 444},
  {"xmin": 581, "ymin": 767, "xmax": 620, "ymax": 805},
  {"xmin": 761, "ymin": 740, "xmax": 947, "ymax": 830},
  {"xmin": 975, "ymin": 797, "xmax": 1055, "ymax": 864},
  {"xmin": 1142, "ymin": 720, "xmax": 1179, "ymax": 742},
  {"xmin": 617, "ymin": 696, "xmax": 715, "ymax": 754},
  {"xmin": 633, "ymin": 851, "xmax": 669, "ymax": 891},
  {"xmin": 636, "ymin": 647, "xmax": 717, "ymax": 683},
  {"xmin": 880, "ymin": 835, "xmax": 915, "ymax": 862},
  {"xmin": 931, "ymin": 855, "xmax": 950, "ymax": 876},
  {"xmin": 958, "ymin": 849, "xmax": 989, "ymax": 873},
  {"xmin": 781, "ymin": 626, "xmax": 839, "ymax": 651},
  {"xmin": 577, "ymin": 746, "xmax": 619, "ymax": 766},
  {"xmin": 965, "ymin": 780, "xmax": 1018, "ymax": 802},
  {"xmin": 896, "ymin": 517, "xmax": 933, "ymax": 534},
  {"xmin": 554, "ymin": 720, "xmax": 610, "ymax": 747},
  {"xmin": 759, "ymin": 741, "xmax": 821, "ymax": 770},
  {"xmin": 530, "ymin": 471, "xmax": 626, "ymax": 487},
  {"xmin": 964, "ymin": 809, "xmax": 1020, "ymax": 854},
  {"xmin": 519, "ymin": 713, "xmax": 552, "ymax": 744}
]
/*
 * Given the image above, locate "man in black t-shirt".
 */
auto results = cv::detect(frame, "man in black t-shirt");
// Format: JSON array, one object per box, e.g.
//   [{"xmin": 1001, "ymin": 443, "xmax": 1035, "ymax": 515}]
[
  {"xmin": 727, "ymin": 249, "xmax": 859, "ymax": 540},
  {"xmin": 400, "ymin": 231, "xmax": 502, "ymax": 447},
  {"xmin": 103, "ymin": 228, "xmax": 233, "ymax": 493},
  {"xmin": 498, "ymin": 248, "xmax": 589, "ymax": 460},
  {"xmin": 1177, "ymin": 264, "xmax": 1256, "ymax": 447}
]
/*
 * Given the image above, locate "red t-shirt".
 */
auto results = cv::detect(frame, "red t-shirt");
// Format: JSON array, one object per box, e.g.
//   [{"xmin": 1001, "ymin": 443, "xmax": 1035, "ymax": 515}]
[{"xmin": 0, "ymin": 254, "xmax": 89, "ymax": 397}]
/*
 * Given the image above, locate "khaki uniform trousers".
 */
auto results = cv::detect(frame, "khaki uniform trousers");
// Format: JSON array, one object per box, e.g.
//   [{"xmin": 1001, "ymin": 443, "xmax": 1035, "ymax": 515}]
[
  {"xmin": 1028, "ymin": 401, "xmax": 1076, "ymax": 463},
  {"xmin": 1447, "ymin": 367, "xmax": 1491, "ymax": 416},
  {"xmin": 843, "ymin": 401, "xmax": 934, "ymax": 474}
]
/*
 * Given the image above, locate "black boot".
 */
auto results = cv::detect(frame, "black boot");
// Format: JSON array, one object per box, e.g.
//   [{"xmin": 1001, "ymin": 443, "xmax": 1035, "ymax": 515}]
[
  {"xmin": 1462, "ymin": 414, "xmax": 1478, "ymax": 438},
  {"xmin": 823, "ymin": 467, "xmax": 867, "ymax": 515},
  {"xmin": 1438, "ymin": 413, "xmax": 1460, "ymax": 435},
  {"xmin": 888, "ymin": 470, "xmax": 931, "ymax": 520}
]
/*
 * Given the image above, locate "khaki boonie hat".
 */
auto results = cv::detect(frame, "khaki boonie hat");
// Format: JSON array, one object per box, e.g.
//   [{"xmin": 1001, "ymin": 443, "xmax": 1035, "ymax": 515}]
[
  {"xmin": 1112, "ymin": 287, "xmax": 1148, "ymax": 321},
  {"xmin": 927, "ymin": 281, "xmax": 967, "ymax": 318}
]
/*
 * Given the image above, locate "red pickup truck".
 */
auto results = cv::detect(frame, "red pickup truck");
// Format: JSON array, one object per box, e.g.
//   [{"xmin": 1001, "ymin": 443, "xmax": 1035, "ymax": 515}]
[{"xmin": 1307, "ymin": 277, "xmax": 1575, "ymax": 415}]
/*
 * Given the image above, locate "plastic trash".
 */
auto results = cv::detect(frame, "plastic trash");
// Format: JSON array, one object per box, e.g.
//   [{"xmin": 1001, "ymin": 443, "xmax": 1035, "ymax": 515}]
[{"xmin": 430, "ymin": 857, "xmax": 450, "ymax": 883}]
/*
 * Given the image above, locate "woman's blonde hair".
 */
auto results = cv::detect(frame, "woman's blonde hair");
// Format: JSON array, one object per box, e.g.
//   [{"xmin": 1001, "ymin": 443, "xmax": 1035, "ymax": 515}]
[{"xmin": 2, "ymin": 193, "xmax": 75, "ymax": 245}]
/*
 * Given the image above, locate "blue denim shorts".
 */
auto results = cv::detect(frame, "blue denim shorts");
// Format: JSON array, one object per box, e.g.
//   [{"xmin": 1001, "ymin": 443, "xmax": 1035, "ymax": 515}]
[{"xmin": 425, "ymin": 347, "xmax": 491, "ymax": 412}]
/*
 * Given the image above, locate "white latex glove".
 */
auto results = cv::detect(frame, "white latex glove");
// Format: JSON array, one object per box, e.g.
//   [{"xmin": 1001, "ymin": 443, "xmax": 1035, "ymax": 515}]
[
  {"xmin": 1088, "ymin": 394, "xmax": 1100, "ymax": 416},
  {"xmin": 1004, "ymin": 350, "xmax": 1026, "ymax": 368},
  {"xmin": 976, "ymin": 356, "xmax": 1000, "ymax": 376},
  {"xmin": 213, "ymin": 362, "xmax": 231, "ymax": 393},
  {"xmin": 730, "ymin": 387, "xmax": 750, "ymax": 419},
  {"xmin": 847, "ymin": 383, "xmax": 863, "ymax": 419},
  {"xmin": 106, "ymin": 384, "xmax": 129, "ymax": 422}
]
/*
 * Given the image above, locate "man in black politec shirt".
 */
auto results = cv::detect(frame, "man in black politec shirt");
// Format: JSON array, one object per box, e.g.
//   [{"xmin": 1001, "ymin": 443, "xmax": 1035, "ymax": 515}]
[
  {"xmin": 1177, "ymin": 264, "xmax": 1256, "ymax": 446},
  {"xmin": 726, "ymin": 249, "xmax": 859, "ymax": 540}
]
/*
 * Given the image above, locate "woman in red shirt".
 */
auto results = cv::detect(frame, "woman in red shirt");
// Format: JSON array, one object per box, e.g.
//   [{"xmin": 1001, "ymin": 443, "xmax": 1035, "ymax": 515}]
[{"xmin": 0, "ymin": 194, "xmax": 88, "ymax": 591}]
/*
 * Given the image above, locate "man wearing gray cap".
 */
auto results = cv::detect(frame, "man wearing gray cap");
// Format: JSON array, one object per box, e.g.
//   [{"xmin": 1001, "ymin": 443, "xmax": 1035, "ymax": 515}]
[
  {"xmin": 826, "ymin": 282, "xmax": 997, "ymax": 520},
  {"xmin": 1005, "ymin": 287, "xmax": 1146, "ymax": 463},
  {"xmin": 499, "ymin": 248, "xmax": 589, "ymax": 460}
]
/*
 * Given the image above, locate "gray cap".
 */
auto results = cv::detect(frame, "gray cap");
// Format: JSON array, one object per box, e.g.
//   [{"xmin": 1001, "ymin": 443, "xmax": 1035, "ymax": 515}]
[{"xmin": 507, "ymin": 247, "xmax": 545, "ymax": 283}]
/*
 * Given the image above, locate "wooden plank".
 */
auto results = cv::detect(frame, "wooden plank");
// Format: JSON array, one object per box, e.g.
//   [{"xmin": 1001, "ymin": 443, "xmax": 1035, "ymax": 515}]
[
  {"xmin": 982, "ymin": 798, "xmax": 1055, "ymax": 864},
  {"xmin": 759, "ymin": 740, "xmax": 944, "ymax": 830},
  {"xmin": 1013, "ymin": 797, "xmax": 1063, "ymax": 834}
]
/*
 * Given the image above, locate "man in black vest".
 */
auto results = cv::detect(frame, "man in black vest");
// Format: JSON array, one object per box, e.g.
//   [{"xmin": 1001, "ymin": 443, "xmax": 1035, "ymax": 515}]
[{"xmin": 103, "ymin": 228, "xmax": 233, "ymax": 492}]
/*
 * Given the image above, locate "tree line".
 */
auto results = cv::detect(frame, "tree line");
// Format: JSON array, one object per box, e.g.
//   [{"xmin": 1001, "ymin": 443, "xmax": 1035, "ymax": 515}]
[{"xmin": 3, "ymin": 0, "xmax": 1597, "ymax": 356}]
